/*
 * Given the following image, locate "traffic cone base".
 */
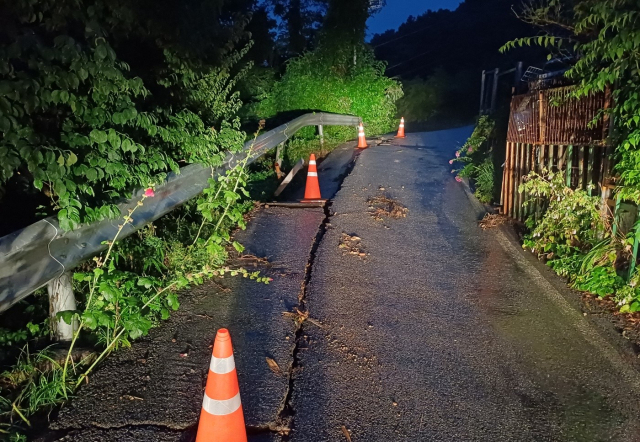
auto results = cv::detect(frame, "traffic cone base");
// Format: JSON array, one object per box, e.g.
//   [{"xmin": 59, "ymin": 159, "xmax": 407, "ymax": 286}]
[
  {"xmin": 197, "ymin": 406, "xmax": 245, "ymax": 441},
  {"xmin": 357, "ymin": 123, "xmax": 368, "ymax": 149},
  {"xmin": 301, "ymin": 154, "xmax": 325, "ymax": 203},
  {"xmin": 396, "ymin": 117, "xmax": 405, "ymax": 138},
  {"xmin": 196, "ymin": 329, "xmax": 247, "ymax": 442}
]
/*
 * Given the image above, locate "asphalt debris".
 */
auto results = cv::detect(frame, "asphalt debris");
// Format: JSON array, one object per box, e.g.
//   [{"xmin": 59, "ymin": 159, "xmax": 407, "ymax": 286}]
[
  {"xmin": 338, "ymin": 233, "xmax": 367, "ymax": 258},
  {"xmin": 478, "ymin": 213, "xmax": 513, "ymax": 230},
  {"xmin": 367, "ymin": 195, "xmax": 408, "ymax": 220}
]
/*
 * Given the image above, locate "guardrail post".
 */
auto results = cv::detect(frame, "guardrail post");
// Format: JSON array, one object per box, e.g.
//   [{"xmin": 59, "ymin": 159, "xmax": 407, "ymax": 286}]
[
  {"xmin": 630, "ymin": 219, "xmax": 640, "ymax": 281},
  {"xmin": 275, "ymin": 142, "xmax": 284, "ymax": 179},
  {"xmin": 318, "ymin": 124, "xmax": 324, "ymax": 146},
  {"xmin": 47, "ymin": 272, "xmax": 78, "ymax": 341}
]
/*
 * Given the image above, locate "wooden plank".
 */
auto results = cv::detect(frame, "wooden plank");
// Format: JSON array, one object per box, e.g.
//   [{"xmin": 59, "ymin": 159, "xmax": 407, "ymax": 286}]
[
  {"xmin": 596, "ymin": 145, "xmax": 605, "ymax": 194},
  {"xmin": 539, "ymin": 91, "xmax": 547, "ymax": 144},
  {"xmin": 510, "ymin": 141, "xmax": 516, "ymax": 218},
  {"xmin": 504, "ymin": 142, "xmax": 512, "ymax": 217},
  {"xmin": 578, "ymin": 146, "xmax": 585, "ymax": 190},
  {"xmin": 518, "ymin": 143, "xmax": 525, "ymax": 220},
  {"xmin": 585, "ymin": 146, "xmax": 595, "ymax": 195},
  {"xmin": 509, "ymin": 142, "xmax": 516, "ymax": 218},
  {"xmin": 500, "ymin": 137, "xmax": 510, "ymax": 211},
  {"xmin": 274, "ymin": 158, "xmax": 305, "ymax": 197},
  {"xmin": 566, "ymin": 145, "xmax": 574, "ymax": 187},
  {"xmin": 523, "ymin": 143, "xmax": 531, "ymax": 219},
  {"xmin": 511, "ymin": 143, "xmax": 520, "ymax": 219},
  {"xmin": 511, "ymin": 143, "xmax": 520, "ymax": 218},
  {"xmin": 534, "ymin": 144, "xmax": 541, "ymax": 222},
  {"xmin": 500, "ymin": 150, "xmax": 507, "ymax": 213},
  {"xmin": 557, "ymin": 145, "xmax": 565, "ymax": 172},
  {"xmin": 518, "ymin": 144, "xmax": 527, "ymax": 221}
]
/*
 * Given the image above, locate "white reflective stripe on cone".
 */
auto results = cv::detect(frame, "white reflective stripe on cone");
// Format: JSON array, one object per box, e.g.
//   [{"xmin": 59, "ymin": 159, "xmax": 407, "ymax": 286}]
[
  {"xmin": 202, "ymin": 391, "xmax": 242, "ymax": 416},
  {"xmin": 308, "ymin": 172, "xmax": 318, "ymax": 177},
  {"xmin": 309, "ymin": 160, "xmax": 316, "ymax": 165},
  {"xmin": 209, "ymin": 355, "xmax": 235, "ymax": 374}
]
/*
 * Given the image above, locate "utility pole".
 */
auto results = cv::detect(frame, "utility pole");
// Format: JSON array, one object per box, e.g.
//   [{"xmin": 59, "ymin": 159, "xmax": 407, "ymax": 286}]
[
  {"xmin": 479, "ymin": 70, "xmax": 486, "ymax": 114},
  {"xmin": 514, "ymin": 61, "xmax": 523, "ymax": 93},
  {"xmin": 490, "ymin": 67, "xmax": 500, "ymax": 114}
]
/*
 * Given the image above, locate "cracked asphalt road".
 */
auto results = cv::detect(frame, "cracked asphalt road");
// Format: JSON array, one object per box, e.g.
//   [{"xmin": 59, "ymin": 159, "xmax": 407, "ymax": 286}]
[
  {"xmin": 289, "ymin": 128, "xmax": 640, "ymax": 441},
  {"xmin": 36, "ymin": 128, "xmax": 640, "ymax": 442},
  {"xmin": 34, "ymin": 139, "xmax": 361, "ymax": 442}
]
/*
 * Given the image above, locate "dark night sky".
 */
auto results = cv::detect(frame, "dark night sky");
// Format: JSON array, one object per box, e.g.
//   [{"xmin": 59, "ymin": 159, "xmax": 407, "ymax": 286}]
[{"xmin": 367, "ymin": 0, "xmax": 464, "ymax": 38}]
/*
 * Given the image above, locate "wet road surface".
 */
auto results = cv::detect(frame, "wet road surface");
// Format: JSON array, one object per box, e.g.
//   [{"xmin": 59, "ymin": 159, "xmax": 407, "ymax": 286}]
[
  {"xmin": 290, "ymin": 128, "xmax": 640, "ymax": 441},
  {"xmin": 37, "ymin": 129, "xmax": 640, "ymax": 441}
]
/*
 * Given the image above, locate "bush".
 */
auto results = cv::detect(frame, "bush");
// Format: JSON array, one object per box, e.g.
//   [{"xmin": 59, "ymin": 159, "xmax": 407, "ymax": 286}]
[
  {"xmin": 0, "ymin": 0, "xmax": 248, "ymax": 231},
  {"xmin": 256, "ymin": 48, "xmax": 402, "ymax": 136},
  {"xmin": 395, "ymin": 70, "xmax": 449, "ymax": 123},
  {"xmin": 521, "ymin": 171, "xmax": 604, "ymax": 261},
  {"xmin": 519, "ymin": 171, "xmax": 637, "ymax": 307},
  {"xmin": 452, "ymin": 116, "xmax": 496, "ymax": 203}
]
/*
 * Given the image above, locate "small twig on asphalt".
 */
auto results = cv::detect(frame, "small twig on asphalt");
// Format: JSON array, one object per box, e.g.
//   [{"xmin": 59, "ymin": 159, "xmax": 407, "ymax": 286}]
[
  {"xmin": 341, "ymin": 425, "xmax": 353, "ymax": 442},
  {"xmin": 265, "ymin": 357, "xmax": 282, "ymax": 375},
  {"xmin": 282, "ymin": 309, "xmax": 325, "ymax": 329}
]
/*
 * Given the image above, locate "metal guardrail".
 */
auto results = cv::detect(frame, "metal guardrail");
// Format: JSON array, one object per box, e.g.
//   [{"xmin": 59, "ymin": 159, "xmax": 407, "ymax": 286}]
[{"xmin": 0, "ymin": 112, "xmax": 361, "ymax": 313}]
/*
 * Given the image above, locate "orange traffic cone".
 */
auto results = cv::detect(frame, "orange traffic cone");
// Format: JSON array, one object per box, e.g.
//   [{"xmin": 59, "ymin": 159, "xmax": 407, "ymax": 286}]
[
  {"xmin": 357, "ymin": 122, "xmax": 368, "ymax": 149},
  {"xmin": 396, "ymin": 117, "xmax": 405, "ymax": 138},
  {"xmin": 301, "ymin": 154, "xmax": 325, "ymax": 203},
  {"xmin": 196, "ymin": 329, "xmax": 247, "ymax": 442}
]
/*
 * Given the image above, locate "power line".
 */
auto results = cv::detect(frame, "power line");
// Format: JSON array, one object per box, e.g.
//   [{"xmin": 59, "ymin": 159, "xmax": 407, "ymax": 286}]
[
  {"xmin": 372, "ymin": 23, "xmax": 435, "ymax": 48},
  {"xmin": 385, "ymin": 47, "xmax": 437, "ymax": 71},
  {"xmin": 387, "ymin": 51, "xmax": 466, "ymax": 77}
]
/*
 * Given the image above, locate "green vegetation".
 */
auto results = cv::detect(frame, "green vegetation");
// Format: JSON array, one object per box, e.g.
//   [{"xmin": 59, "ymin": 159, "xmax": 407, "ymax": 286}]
[
  {"xmin": 0, "ymin": 0, "xmax": 250, "ymax": 231},
  {"xmin": 0, "ymin": 139, "xmax": 268, "ymax": 439},
  {"xmin": 256, "ymin": 48, "xmax": 402, "ymax": 136},
  {"xmin": 452, "ymin": 116, "xmax": 496, "ymax": 203},
  {"xmin": 501, "ymin": 0, "xmax": 640, "ymax": 312},
  {"xmin": 518, "ymin": 170, "xmax": 639, "ymax": 308},
  {"xmin": 395, "ymin": 73, "xmax": 447, "ymax": 123}
]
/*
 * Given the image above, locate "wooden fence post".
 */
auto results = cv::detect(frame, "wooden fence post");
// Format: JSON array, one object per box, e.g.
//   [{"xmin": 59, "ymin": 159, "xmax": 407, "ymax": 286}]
[
  {"xmin": 566, "ymin": 145, "xmax": 573, "ymax": 187},
  {"xmin": 538, "ymin": 90, "xmax": 547, "ymax": 145},
  {"xmin": 629, "ymin": 221, "xmax": 640, "ymax": 280}
]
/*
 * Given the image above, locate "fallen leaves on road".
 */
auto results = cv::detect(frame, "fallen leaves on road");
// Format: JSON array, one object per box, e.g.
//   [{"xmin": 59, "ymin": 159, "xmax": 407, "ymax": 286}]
[
  {"xmin": 282, "ymin": 308, "xmax": 324, "ymax": 328},
  {"xmin": 266, "ymin": 357, "xmax": 281, "ymax": 375},
  {"xmin": 339, "ymin": 233, "xmax": 367, "ymax": 258},
  {"xmin": 478, "ymin": 213, "xmax": 513, "ymax": 230},
  {"xmin": 341, "ymin": 425, "xmax": 353, "ymax": 441},
  {"xmin": 367, "ymin": 195, "xmax": 408, "ymax": 220}
]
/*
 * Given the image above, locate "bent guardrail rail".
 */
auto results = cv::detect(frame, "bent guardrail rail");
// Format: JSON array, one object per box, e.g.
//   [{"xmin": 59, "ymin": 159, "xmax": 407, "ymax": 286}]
[{"xmin": 0, "ymin": 112, "xmax": 361, "ymax": 313}]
